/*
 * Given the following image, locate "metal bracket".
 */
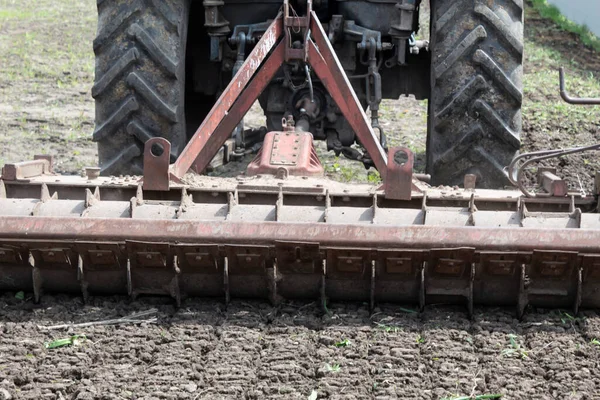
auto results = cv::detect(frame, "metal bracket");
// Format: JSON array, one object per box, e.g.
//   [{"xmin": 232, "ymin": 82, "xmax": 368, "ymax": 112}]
[
  {"xmin": 143, "ymin": 137, "xmax": 171, "ymax": 191},
  {"xmin": 0, "ymin": 243, "xmax": 31, "ymax": 294},
  {"xmin": 384, "ymin": 147, "xmax": 413, "ymax": 200},
  {"xmin": 175, "ymin": 244, "xmax": 224, "ymax": 299},
  {"xmin": 425, "ymin": 248, "xmax": 475, "ymax": 317},
  {"xmin": 520, "ymin": 250, "xmax": 580, "ymax": 316},
  {"xmin": 2, "ymin": 157, "xmax": 53, "ymax": 181},
  {"xmin": 275, "ymin": 241, "xmax": 321, "ymax": 274},
  {"xmin": 126, "ymin": 241, "xmax": 179, "ymax": 304},
  {"xmin": 75, "ymin": 242, "xmax": 126, "ymax": 302}
]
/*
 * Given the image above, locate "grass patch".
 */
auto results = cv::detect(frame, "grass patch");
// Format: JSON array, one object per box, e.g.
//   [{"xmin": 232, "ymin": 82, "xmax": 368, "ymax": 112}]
[
  {"xmin": 530, "ymin": 0, "xmax": 600, "ymax": 52},
  {"xmin": 522, "ymin": 2, "xmax": 600, "ymax": 149},
  {"xmin": 0, "ymin": 0, "xmax": 96, "ymax": 85}
]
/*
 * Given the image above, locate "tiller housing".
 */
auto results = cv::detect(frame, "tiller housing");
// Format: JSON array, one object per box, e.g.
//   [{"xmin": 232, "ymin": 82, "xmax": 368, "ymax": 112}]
[{"xmin": 1, "ymin": 5, "xmax": 600, "ymax": 318}]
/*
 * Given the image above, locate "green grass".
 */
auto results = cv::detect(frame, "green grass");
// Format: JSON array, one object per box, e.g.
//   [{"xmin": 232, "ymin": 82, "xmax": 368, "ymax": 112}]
[
  {"xmin": 521, "ymin": 2, "xmax": 600, "ymax": 151},
  {"xmin": 500, "ymin": 334, "xmax": 528, "ymax": 359},
  {"xmin": 530, "ymin": 0, "xmax": 600, "ymax": 52},
  {"xmin": 325, "ymin": 363, "xmax": 341, "ymax": 373},
  {"xmin": 0, "ymin": 0, "xmax": 96, "ymax": 86},
  {"xmin": 0, "ymin": 0, "xmax": 97, "ymax": 172}
]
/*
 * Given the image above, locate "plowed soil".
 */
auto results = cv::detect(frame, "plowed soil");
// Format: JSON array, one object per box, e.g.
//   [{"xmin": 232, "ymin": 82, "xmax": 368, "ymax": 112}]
[
  {"xmin": 2, "ymin": 295, "xmax": 600, "ymax": 399},
  {"xmin": 2, "ymin": 0, "xmax": 600, "ymax": 399}
]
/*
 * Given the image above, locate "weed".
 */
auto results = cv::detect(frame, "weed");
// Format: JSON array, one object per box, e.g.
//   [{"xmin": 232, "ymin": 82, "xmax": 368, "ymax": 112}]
[
  {"xmin": 44, "ymin": 334, "xmax": 87, "ymax": 349},
  {"xmin": 441, "ymin": 395, "xmax": 502, "ymax": 400},
  {"xmin": 397, "ymin": 307, "xmax": 418, "ymax": 314},
  {"xmin": 367, "ymin": 170, "xmax": 381, "ymax": 184},
  {"xmin": 559, "ymin": 310, "xmax": 584, "ymax": 325},
  {"xmin": 416, "ymin": 335, "xmax": 425, "ymax": 344},
  {"xmin": 591, "ymin": 338, "xmax": 600, "ymax": 347},
  {"xmin": 326, "ymin": 363, "xmax": 341, "ymax": 373},
  {"xmin": 375, "ymin": 322, "xmax": 400, "ymax": 333},
  {"xmin": 334, "ymin": 339, "xmax": 351, "ymax": 348},
  {"xmin": 501, "ymin": 334, "xmax": 528, "ymax": 359}
]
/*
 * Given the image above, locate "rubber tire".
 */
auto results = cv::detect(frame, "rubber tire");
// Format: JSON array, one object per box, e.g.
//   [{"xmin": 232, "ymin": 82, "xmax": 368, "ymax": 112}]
[
  {"xmin": 92, "ymin": 0, "xmax": 189, "ymax": 175},
  {"xmin": 427, "ymin": 0, "xmax": 524, "ymax": 188}
]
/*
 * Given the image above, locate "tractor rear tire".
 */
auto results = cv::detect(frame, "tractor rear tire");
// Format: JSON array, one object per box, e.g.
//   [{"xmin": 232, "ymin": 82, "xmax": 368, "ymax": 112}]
[
  {"xmin": 427, "ymin": 0, "xmax": 524, "ymax": 188},
  {"xmin": 92, "ymin": 0, "xmax": 189, "ymax": 175}
]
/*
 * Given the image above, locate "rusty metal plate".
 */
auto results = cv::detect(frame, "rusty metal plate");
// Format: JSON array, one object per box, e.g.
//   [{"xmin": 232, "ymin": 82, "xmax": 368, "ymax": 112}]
[
  {"xmin": 384, "ymin": 147, "xmax": 413, "ymax": 201},
  {"xmin": 2, "ymin": 159, "xmax": 51, "ymax": 181},
  {"xmin": 270, "ymin": 132, "xmax": 300, "ymax": 166},
  {"xmin": 327, "ymin": 248, "xmax": 371, "ymax": 279},
  {"xmin": 30, "ymin": 247, "xmax": 76, "ymax": 269},
  {"xmin": 377, "ymin": 249, "xmax": 424, "ymax": 277},
  {"xmin": 479, "ymin": 251, "xmax": 523, "ymax": 277},
  {"xmin": 127, "ymin": 241, "xmax": 172, "ymax": 269},
  {"xmin": 0, "ymin": 246, "xmax": 26, "ymax": 264},
  {"xmin": 275, "ymin": 241, "xmax": 320, "ymax": 274},
  {"xmin": 226, "ymin": 245, "xmax": 270, "ymax": 275},
  {"xmin": 142, "ymin": 137, "xmax": 171, "ymax": 191},
  {"xmin": 581, "ymin": 254, "xmax": 600, "ymax": 282},
  {"xmin": 530, "ymin": 250, "xmax": 578, "ymax": 279},
  {"xmin": 428, "ymin": 248, "xmax": 475, "ymax": 278},
  {"xmin": 75, "ymin": 243, "xmax": 124, "ymax": 271},
  {"xmin": 175, "ymin": 244, "xmax": 221, "ymax": 273}
]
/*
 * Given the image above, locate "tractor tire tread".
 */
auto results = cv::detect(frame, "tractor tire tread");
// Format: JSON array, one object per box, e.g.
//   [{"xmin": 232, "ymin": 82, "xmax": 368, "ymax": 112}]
[
  {"xmin": 93, "ymin": 0, "xmax": 187, "ymax": 175},
  {"xmin": 428, "ymin": 0, "xmax": 524, "ymax": 187}
]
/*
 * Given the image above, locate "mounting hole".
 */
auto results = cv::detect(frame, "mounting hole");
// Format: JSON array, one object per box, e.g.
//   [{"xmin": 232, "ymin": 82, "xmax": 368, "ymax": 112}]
[
  {"xmin": 151, "ymin": 142, "xmax": 165, "ymax": 157},
  {"xmin": 393, "ymin": 150, "xmax": 409, "ymax": 166}
]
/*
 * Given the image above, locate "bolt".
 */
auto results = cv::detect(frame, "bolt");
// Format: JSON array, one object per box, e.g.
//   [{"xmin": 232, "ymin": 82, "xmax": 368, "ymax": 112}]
[
  {"xmin": 85, "ymin": 167, "xmax": 101, "ymax": 180},
  {"xmin": 464, "ymin": 174, "xmax": 477, "ymax": 190}
]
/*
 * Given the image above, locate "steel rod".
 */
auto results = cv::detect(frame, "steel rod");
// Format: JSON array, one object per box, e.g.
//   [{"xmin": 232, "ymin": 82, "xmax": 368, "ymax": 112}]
[{"xmin": 559, "ymin": 67, "xmax": 600, "ymax": 105}]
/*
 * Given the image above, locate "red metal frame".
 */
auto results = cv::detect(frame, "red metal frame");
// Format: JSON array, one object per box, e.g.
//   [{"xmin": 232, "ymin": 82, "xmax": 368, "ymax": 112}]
[
  {"xmin": 142, "ymin": 4, "xmax": 409, "ymax": 197},
  {"xmin": 170, "ymin": 17, "xmax": 284, "ymax": 179}
]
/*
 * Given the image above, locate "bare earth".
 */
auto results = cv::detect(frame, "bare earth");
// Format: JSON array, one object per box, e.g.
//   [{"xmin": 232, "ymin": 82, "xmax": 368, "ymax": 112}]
[{"xmin": 2, "ymin": 0, "xmax": 600, "ymax": 399}]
